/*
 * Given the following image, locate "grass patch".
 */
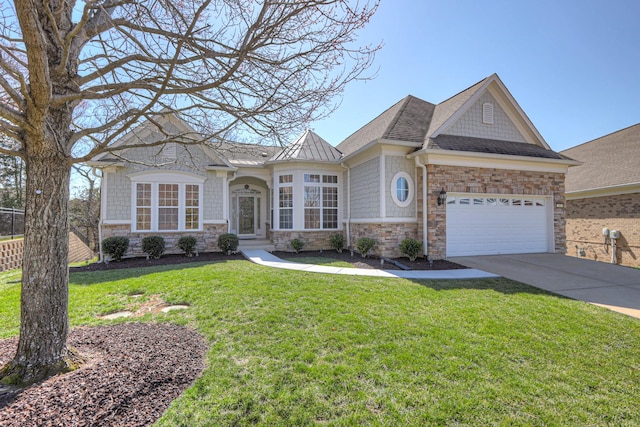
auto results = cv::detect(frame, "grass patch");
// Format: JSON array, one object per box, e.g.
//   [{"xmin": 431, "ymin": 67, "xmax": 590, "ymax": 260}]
[
  {"xmin": 285, "ymin": 256, "xmax": 354, "ymax": 268},
  {"xmin": 1, "ymin": 261, "xmax": 639, "ymax": 425}
]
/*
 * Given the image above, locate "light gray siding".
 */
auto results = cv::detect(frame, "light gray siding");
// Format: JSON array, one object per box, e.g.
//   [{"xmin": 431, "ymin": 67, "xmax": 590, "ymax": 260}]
[
  {"xmin": 385, "ymin": 156, "xmax": 416, "ymax": 217},
  {"xmin": 203, "ymin": 174, "xmax": 224, "ymax": 220},
  {"xmin": 105, "ymin": 170, "xmax": 131, "ymax": 221},
  {"xmin": 446, "ymin": 92, "xmax": 527, "ymax": 143},
  {"xmin": 350, "ymin": 158, "xmax": 380, "ymax": 218}
]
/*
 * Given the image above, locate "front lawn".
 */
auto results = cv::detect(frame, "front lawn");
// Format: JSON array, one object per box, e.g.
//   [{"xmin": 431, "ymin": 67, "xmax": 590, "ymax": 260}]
[{"xmin": 1, "ymin": 260, "xmax": 639, "ymax": 425}]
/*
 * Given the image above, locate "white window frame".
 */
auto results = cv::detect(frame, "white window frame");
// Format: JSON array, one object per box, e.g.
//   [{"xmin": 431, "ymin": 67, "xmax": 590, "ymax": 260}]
[
  {"xmin": 274, "ymin": 171, "xmax": 340, "ymax": 231},
  {"xmin": 129, "ymin": 171, "xmax": 205, "ymax": 232},
  {"xmin": 390, "ymin": 171, "xmax": 414, "ymax": 208}
]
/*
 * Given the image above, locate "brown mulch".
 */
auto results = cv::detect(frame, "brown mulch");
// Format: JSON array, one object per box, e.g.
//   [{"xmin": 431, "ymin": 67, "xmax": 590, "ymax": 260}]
[
  {"xmin": 70, "ymin": 251, "xmax": 245, "ymax": 272},
  {"xmin": 273, "ymin": 250, "xmax": 467, "ymax": 271},
  {"xmin": 0, "ymin": 323, "xmax": 207, "ymax": 426},
  {"xmin": 70, "ymin": 250, "xmax": 466, "ymax": 273}
]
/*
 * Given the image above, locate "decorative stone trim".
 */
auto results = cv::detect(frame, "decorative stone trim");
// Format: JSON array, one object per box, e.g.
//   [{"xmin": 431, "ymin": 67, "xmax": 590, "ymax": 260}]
[
  {"xmin": 271, "ymin": 230, "xmax": 345, "ymax": 253},
  {"xmin": 423, "ymin": 165, "xmax": 566, "ymax": 259},
  {"xmin": 0, "ymin": 239, "xmax": 23, "ymax": 272},
  {"xmin": 101, "ymin": 223, "xmax": 228, "ymax": 257}
]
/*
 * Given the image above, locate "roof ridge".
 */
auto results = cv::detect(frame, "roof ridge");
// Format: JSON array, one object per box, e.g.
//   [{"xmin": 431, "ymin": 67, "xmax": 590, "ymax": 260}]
[{"xmin": 561, "ymin": 122, "xmax": 640, "ymax": 153}]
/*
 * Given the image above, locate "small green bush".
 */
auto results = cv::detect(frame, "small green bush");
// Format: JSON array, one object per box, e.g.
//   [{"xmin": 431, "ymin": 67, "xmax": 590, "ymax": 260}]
[
  {"xmin": 291, "ymin": 238, "xmax": 304, "ymax": 253},
  {"xmin": 218, "ymin": 233, "xmax": 239, "ymax": 254},
  {"xmin": 101, "ymin": 236, "xmax": 129, "ymax": 261},
  {"xmin": 330, "ymin": 234, "xmax": 345, "ymax": 253},
  {"xmin": 178, "ymin": 236, "xmax": 197, "ymax": 257},
  {"xmin": 141, "ymin": 235, "xmax": 165, "ymax": 259},
  {"xmin": 400, "ymin": 238, "xmax": 423, "ymax": 262},
  {"xmin": 356, "ymin": 237, "xmax": 376, "ymax": 258}
]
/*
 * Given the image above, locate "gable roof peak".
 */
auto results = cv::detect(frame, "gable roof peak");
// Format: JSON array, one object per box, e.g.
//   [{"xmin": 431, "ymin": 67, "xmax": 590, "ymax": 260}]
[{"xmin": 269, "ymin": 129, "xmax": 342, "ymax": 163}]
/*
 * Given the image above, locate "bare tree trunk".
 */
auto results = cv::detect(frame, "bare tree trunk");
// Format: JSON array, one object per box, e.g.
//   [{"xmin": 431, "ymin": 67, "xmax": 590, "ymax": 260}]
[{"xmin": 1, "ymin": 150, "xmax": 80, "ymax": 385}]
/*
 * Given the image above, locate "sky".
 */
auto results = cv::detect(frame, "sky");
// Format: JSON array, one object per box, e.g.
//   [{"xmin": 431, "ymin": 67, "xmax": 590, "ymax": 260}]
[{"xmin": 311, "ymin": 0, "xmax": 640, "ymax": 152}]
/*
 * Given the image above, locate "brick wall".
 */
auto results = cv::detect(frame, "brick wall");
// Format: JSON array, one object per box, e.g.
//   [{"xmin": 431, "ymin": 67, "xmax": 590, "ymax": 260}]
[
  {"xmin": 0, "ymin": 233, "xmax": 95, "ymax": 272},
  {"xmin": 566, "ymin": 193, "xmax": 640, "ymax": 268},
  {"xmin": 101, "ymin": 223, "xmax": 228, "ymax": 258},
  {"xmin": 69, "ymin": 232, "xmax": 94, "ymax": 263},
  {"xmin": 425, "ymin": 165, "xmax": 566, "ymax": 259},
  {"xmin": 0, "ymin": 239, "xmax": 23, "ymax": 272}
]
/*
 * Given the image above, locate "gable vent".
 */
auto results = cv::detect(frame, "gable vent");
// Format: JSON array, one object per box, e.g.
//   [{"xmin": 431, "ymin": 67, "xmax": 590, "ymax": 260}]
[
  {"xmin": 482, "ymin": 102, "xmax": 494, "ymax": 124},
  {"xmin": 161, "ymin": 143, "xmax": 177, "ymax": 160}
]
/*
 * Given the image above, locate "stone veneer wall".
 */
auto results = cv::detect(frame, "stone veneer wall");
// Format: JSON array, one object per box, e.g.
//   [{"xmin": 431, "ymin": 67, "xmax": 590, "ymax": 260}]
[
  {"xmin": 566, "ymin": 193, "xmax": 640, "ymax": 268},
  {"xmin": 101, "ymin": 223, "xmax": 228, "ymax": 258},
  {"xmin": 0, "ymin": 239, "xmax": 23, "ymax": 272},
  {"xmin": 349, "ymin": 222, "xmax": 419, "ymax": 258},
  {"xmin": 271, "ymin": 230, "xmax": 344, "ymax": 252},
  {"xmin": 426, "ymin": 165, "xmax": 566, "ymax": 260}
]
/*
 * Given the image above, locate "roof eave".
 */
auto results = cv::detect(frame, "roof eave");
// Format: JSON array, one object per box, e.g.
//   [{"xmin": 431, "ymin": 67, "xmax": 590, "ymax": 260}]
[
  {"xmin": 565, "ymin": 182, "xmax": 640, "ymax": 199},
  {"xmin": 413, "ymin": 148, "xmax": 582, "ymax": 166}
]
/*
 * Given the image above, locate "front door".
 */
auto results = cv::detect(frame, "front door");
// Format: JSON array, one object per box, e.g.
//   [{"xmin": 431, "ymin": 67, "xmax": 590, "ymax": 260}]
[{"xmin": 238, "ymin": 196, "xmax": 256, "ymax": 237}]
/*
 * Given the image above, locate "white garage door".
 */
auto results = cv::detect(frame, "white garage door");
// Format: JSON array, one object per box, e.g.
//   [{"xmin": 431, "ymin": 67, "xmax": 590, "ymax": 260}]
[{"xmin": 446, "ymin": 194, "xmax": 550, "ymax": 257}]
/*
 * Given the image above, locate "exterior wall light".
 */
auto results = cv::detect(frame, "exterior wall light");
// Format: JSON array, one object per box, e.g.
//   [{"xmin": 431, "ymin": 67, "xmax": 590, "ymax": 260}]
[{"xmin": 437, "ymin": 189, "xmax": 447, "ymax": 206}]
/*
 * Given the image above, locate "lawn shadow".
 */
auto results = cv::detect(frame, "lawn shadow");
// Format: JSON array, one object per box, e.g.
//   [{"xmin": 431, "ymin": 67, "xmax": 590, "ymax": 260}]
[{"xmin": 408, "ymin": 276, "xmax": 569, "ymax": 299}]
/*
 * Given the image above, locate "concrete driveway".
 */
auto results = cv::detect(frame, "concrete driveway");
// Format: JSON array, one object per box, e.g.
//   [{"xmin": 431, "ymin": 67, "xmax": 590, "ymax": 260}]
[{"xmin": 449, "ymin": 253, "xmax": 640, "ymax": 318}]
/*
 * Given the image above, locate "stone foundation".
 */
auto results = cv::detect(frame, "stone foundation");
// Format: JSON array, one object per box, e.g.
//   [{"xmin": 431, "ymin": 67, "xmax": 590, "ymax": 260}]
[
  {"xmin": 349, "ymin": 222, "xmax": 419, "ymax": 258},
  {"xmin": 566, "ymin": 193, "xmax": 640, "ymax": 268},
  {"xmin": 101, "ymin": 223, "xmax": 228, "ymax": 258},
  {"xmin": 271, "ymin": 230, "xmax": 345, "ymax": 253}
]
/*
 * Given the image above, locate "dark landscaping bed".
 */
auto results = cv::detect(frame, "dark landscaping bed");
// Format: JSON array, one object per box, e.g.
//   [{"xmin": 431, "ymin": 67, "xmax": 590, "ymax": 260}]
[
  {"xmin": 273, "ymin": 250, "xmax": 467, "ymax": 271},
  {"xmin": 70, "ymin": 250, "xmax": 466, "ymax": 272},
  {"xmin": 0, "ymin": 323, "xmax": 207, "ymax": 426}
]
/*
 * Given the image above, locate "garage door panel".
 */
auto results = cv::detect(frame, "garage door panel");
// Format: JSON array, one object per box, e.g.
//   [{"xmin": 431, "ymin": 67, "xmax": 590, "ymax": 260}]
[{"xmin": 446, "ymin": 194, "xmax": 549, "ymax": 257}]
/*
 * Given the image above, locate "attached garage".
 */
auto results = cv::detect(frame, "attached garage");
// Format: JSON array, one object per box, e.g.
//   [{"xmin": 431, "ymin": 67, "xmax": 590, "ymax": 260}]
[{"xmin": 446, "ymin": 193, "xmax": 552, "ymax": 257}]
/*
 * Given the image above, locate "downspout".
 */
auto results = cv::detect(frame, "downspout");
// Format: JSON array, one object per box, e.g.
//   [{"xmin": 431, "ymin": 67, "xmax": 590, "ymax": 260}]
[
  {"xmin": 226, "ymin": 170, "xmax": 238, "ymax": 233},
  {"xmin": 341, "ymin": 162, "xmax": 351, "ymax": 249},
  {"xmin": 92, "ymin": 167, "xmax": 105, "ymax": 263},
  {"xmin": 415, "ymin": 157, "xmax": 428, "ymax": 258}
]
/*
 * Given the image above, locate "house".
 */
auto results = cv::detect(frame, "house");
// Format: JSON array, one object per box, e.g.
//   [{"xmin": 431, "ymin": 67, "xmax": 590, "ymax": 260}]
[
  {"xmin": 561, "ymin": 124, "xmax": 640, "ymax": 267},
  {"xmin": 91, "ymin": 74, "xmax": 578, "ymax": 260}
]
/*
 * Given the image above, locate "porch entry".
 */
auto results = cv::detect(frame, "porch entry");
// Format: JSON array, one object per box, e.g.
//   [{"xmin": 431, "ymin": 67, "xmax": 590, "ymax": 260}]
[{"xmin": 230, "ymin": 186, "xmax": 265, "ymax": 239}]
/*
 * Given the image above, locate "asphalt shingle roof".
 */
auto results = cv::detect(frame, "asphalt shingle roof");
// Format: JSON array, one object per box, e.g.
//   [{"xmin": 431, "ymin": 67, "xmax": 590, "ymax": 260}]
[
  {"xmin": 428, "ymin": 134, "xmax": 567, "ymax": 159},
  {"xmin": 336, "ymin": 96, "xmax": 435, "ymax": 156},
  {"xmin": 561, "ymin": 123, "xmax": 640, "ymax": 193},
  {"xmin": 213, "ymin": 141, "xmax": 280, "ymax": 166}
]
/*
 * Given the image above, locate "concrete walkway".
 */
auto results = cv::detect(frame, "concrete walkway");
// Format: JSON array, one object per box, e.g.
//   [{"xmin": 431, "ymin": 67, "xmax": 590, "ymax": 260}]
[
  {"xmin": 240, "ymin": 250, "xmax": 498, "ymax": 280},
  {"xmin": 450, "ymin": 253, "xmax": 640, "ymax": 319}
]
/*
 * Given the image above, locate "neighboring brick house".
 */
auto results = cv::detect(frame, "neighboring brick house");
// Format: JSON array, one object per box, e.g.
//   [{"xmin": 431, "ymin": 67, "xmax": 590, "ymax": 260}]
[
  {"xmin": 561, "ymin": 124, "xmax": 640, "ymax": 267},
  {"xmin": 90, "ymin": 74, "xmax": 577, "ymax": 260}
]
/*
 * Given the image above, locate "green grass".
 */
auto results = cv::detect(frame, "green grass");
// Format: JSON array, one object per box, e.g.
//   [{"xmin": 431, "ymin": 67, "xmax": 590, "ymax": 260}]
[
  {"xmin": 285, "ymin": 256, "xmax": 354, "ymax": 268},
  {"xmin": 1, "ymin": 260, "xmax": 640, "ymax": 425}
]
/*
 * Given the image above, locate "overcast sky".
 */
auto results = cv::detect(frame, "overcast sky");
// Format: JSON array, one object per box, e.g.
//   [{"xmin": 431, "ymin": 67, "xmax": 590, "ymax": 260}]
[{"xmin": 311, "ymin": 0, "xmax": 640, "ymax": 152}]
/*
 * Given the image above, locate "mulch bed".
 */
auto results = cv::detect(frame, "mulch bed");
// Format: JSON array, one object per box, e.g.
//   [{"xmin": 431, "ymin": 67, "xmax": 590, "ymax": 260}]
[
  {"xmin": 70, "ymin": 250, "xmax": 466, "ymax": 272},
  {"xmin": 0, "ymin": 323, "xmax": 207, "ymax": 426},
  {"xmin": 273, "ymin": 250, "xmax": 467, "ymax": 271}
]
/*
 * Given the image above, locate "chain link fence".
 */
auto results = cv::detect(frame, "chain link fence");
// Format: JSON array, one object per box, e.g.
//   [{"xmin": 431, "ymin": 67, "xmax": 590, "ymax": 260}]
[{"xmin": 0, "ymin": 207, "xmax": 25, "ymax": 239}]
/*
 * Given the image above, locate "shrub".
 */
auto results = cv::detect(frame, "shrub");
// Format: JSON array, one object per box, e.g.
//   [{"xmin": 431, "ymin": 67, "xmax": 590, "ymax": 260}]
[
  {"xmin": 141, "ymin": 235, "xmax": 165, "ymax": 259},
  {"xmin": 356, "ymin": 237, "xmax": 376, "ymax": 258},
  {"xmin": 291, "ymin": 238, "xmax": 304, "ymax": 253},
  {"xmin": 101, "ymin": 236, "xmax": 129, "ymax": 261},
  {"xmin": 330, "ymin": 234, "xmax": 345, "ymax": 253},
  {"xmin": 218, "ymin": 233, "xmax": 239, "ymax": 254},
  {"xmin": 178, "ymin": 236, "xmax": 197, "ymax": 257},
  {"xmin": 400, "ymin": 238, "xmax": 423, "ymax": 262}
]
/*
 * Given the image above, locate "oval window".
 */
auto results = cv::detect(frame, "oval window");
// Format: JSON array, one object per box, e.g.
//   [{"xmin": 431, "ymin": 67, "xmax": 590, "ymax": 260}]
[{"xmin": 391, "ymin": 172, "xmax": 413, "ymax": 208}]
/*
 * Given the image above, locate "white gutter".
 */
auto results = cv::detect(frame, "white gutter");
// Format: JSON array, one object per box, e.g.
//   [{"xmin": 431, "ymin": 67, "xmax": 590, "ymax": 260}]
[
  {"xmin": 415, "ymin": 156, "xmax": 428, "ymax": 258},
  {"xmin": 341, "ymin": 162, "xmax": 352, "ymax": 248}
]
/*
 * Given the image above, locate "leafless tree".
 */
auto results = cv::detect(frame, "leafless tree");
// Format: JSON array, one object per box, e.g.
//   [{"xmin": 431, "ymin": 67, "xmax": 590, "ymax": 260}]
[{"xmin": 0, "ymin": 0, "xmax": 379, "ymax": 384}]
